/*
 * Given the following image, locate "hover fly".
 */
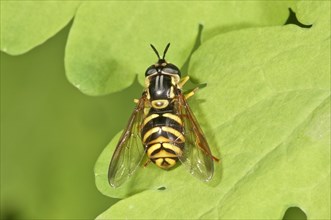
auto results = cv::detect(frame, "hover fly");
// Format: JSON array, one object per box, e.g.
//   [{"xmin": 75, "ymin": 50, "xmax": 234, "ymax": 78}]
[{"xmin": 108, "ymin": 43, "xmax": 218, "ymax": 187}]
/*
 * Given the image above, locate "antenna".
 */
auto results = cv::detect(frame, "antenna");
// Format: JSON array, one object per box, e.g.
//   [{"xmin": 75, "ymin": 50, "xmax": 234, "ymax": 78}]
[
  {"xmin": 150, "ymin": 44, "xmax": 160, "ymax": 59},
  {"xmin": 162, "ymin": 43, "xmax": 171, "ymax": 59},
  {"xmin": 150, "ymin": 43, "xmax": 171, "ymax": 60}
]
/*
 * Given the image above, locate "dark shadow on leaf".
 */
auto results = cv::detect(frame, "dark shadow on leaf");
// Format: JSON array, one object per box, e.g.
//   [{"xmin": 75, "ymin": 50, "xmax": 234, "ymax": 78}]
[
  {"xmin": 157, "ymin": 186, "xmax": 166, "ymax": 191},
  {"xmin": 282, "ymin": 207, "xmax": 307, "ymax": 220},
  {"xmin": 181, "ymin": 23, "xmax": 203, "ymax": 78},
  {"xmin": 179, "ymin": 24, "xmax": 224, "ymax": 187},
  {"xmin": 202, "ymin": 22, "xmax": 257, "ymax": 43},
  {"xmin": 284, "ymin": 8, "xmax": 312, "ymax": 28},
  {"xmin": 1, "ymin": 206, "xmax": 21, "ymax": 220}
]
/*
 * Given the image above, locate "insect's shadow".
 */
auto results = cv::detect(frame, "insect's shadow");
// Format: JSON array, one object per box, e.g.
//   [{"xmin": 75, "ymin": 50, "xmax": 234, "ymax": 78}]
[{"xmin": 180, "ymin": 24, "xmax": 223, "ymax": 186}]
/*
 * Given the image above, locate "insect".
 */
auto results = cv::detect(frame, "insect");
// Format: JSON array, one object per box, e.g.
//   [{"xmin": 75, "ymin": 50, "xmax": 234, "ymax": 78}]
[{"xmin": 108, "ymin": 43, "xmax": 218, "ymax": 187}]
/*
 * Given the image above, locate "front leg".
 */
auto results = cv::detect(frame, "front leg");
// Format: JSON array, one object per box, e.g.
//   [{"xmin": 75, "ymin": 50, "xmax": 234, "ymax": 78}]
[
  {"xmin": 184, "ymin": 87, "xmax": 199, "ymax": 100},
  {"xmin": 178, "ymin": 76, "xmax": 190, "ymax": 89}
]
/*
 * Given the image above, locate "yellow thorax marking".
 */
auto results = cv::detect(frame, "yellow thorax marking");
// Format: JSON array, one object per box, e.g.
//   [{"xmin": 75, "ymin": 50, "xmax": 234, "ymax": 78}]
[
  {"xmin": 170, "ymin": 75, "xmax": 180, "ymax": 85},
  {"xmin": 151, "ymin": 99, "xmax": 169, "ymax": 109},
  {"xmin": 169, "ymin": 86, "xmax": 175, "ymax": 98}
]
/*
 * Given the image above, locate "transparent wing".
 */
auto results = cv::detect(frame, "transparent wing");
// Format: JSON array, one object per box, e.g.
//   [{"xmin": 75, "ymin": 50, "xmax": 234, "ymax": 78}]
[
  {"xmin": 108, "ymin": 96, "xmax": 147, "ymax": 188},
  {"xmin": 174, "ymin": 93, "xmax": 217, "ymax": 182}
]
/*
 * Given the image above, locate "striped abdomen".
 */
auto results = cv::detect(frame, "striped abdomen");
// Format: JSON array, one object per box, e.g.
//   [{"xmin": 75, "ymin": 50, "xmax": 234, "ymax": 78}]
[{"xmin": 141, "ymin": 109, "xmax": 184, "ymax": 169}]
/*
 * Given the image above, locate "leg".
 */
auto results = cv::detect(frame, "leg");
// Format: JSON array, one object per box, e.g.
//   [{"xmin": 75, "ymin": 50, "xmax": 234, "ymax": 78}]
[
  {"xmin": 178, "ymin": 76, "xmax": 190, "ymax": 89},
  {"xmin": 185, "ymin": 87, "xmax": 199, "ymax": 99},
  {"xmin": 212, "ymin": 155, "xmax": 220, "ymax": 162},
  {"xmin": 144, "ymin": 159, "xmax": 151, "ymax": 167}
]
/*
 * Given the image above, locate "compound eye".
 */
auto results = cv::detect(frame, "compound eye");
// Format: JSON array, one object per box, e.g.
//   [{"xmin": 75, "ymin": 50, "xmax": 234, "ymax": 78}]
[
  {"xmin": 162, "ymin": 63, "xmax": 181, "ymax": 76},
  {"xmin": 145, "ymin": 66, "xmax": 157, "ymax": 76}
]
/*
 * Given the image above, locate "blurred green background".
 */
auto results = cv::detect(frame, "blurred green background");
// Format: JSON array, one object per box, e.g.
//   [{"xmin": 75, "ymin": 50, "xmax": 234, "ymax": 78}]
[{"xmin": 0, "ymin": 23, "xmax": 143, "ymax": 219}]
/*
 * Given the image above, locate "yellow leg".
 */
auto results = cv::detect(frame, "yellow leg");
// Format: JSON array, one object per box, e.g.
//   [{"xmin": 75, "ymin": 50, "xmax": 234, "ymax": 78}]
[
  {"xmin": 133, "ymin": 99, "xmax": 139, "ymax": 103},
  {"xmin": 144, "ymin": 159, "xmax": 151, "ymax": 167},
  {"xmin": 178, "ymin": 76, "xmax": 190, "ymax": 89},
  {"xmin": 185, "ymin": 87, "xmax": 199, "ymax": 99}
]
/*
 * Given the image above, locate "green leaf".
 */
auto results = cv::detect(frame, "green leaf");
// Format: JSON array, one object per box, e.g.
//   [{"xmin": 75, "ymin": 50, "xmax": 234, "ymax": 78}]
[
  {"xmin": 95, "ymin": 2, "xmax": 330, "ymax": 219},
  {"xmin": 65, "ymin": 1, "xmax": 297, "ymax": 95},
  {"xmin": 0, "ymin": 1, "xmax": 80, "ymax": 55},
  {"xmin": 294, "ymin": 1, "xmax": 330, "ymax": 38}
]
